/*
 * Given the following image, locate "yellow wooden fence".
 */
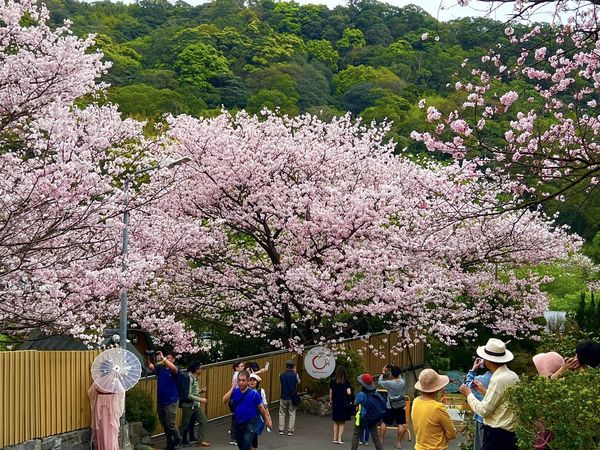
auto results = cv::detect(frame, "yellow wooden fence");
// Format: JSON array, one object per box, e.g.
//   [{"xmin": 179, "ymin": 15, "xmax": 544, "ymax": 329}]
[{"xmin": 0, "ymin": 336, "xmax": 423, "ymax": 447}]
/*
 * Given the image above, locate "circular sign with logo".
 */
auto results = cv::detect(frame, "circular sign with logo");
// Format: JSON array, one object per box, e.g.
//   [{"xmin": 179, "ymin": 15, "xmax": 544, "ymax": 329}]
[{"xmin": 304, "ymin": 346, "xmax": 336, "ymax": 379}]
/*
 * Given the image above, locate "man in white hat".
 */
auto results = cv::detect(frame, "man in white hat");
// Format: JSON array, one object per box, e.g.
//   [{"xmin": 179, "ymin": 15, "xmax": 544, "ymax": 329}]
[{"xmin": 459, "ymin": 338, "xmax": 519, "ymax": 450}]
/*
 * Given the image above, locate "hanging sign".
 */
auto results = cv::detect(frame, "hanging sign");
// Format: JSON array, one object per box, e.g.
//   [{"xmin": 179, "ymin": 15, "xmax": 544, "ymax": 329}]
[{"xmin": 304, "ymin": 346, "xmax": 336, "ymax": 379}]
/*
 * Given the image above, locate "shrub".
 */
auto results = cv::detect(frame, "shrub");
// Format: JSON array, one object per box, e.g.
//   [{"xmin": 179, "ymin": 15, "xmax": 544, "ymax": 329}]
[
  {"xmin": 126, "ymin": 388, "xmax": 157, "ymax": 432},
  {"xmin": 305, "ymin": 349, "xmax": 364, "ymax": 398},
  {"xmin": 537, "ymin": 317, "xmax": 596, "ymax": 358},
  {"xmin": 506, "ymin": 369, "xmax": 600, "ymax": 450}
]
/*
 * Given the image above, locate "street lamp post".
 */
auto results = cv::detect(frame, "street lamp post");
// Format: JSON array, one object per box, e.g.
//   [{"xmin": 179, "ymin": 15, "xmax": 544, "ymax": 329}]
[
  {"xmin": 119, "ymin": 177, "xmax": 131, "ymax": 351},
  {"xmin": 117, "ymin": 157, "xmax": 189, "ymax": 449},
  {"xmin": 118, "ymin": 157, "xmax": 189, "ymax": 351}
]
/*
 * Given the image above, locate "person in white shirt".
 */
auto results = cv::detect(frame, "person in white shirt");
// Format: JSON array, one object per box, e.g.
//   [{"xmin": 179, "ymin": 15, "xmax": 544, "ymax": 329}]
[{"xmin": 459, "ymin": 338, "xmax": 519, "ymax": 450}]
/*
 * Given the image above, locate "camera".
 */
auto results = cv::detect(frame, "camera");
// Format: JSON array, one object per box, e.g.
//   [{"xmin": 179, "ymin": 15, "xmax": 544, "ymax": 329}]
[{"xmin": 144, "ymin": 350, "xmax": 156, "ymax": 362}]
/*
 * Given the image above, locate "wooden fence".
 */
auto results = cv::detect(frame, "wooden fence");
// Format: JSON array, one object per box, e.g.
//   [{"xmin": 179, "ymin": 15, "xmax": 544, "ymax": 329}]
[{"xmin": 0, "ymin": 335, "xmax": 423, "ymax": 447}]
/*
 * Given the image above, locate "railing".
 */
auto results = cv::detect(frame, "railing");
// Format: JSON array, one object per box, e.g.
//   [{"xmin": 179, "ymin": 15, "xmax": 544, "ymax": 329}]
[{"xmin": 0, "ymin": 334, "xmax": 423, "ymax": 446}]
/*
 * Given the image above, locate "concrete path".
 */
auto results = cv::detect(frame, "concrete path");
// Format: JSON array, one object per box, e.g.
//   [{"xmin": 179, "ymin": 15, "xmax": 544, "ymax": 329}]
[{"xmin": 151, "ymin": 409, "xmax": 466, "ymax": 450}]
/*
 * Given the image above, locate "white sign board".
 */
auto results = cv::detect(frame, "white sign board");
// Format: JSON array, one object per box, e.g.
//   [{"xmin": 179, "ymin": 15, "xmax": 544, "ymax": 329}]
[{"xmin": 304, "ymin": 346, "xmax": 336, "ymax": 379}]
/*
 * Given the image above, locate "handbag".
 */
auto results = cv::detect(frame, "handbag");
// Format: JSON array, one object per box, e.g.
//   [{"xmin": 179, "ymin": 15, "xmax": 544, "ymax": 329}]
[
  {"xmin": 388, "ymin": 395, "xmax": 405, "ymax": 410},
  {"xmin": 345, "ymin": 391, "xmax": 355, "ymax": 415},
  {"xmin": 291, "ymin": 391, "xmax": 301, "ymax": 406}
]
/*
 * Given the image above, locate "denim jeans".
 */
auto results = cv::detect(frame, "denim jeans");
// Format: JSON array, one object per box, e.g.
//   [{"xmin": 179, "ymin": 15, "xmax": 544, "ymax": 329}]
[{"xmin": 234, "ymin": 419, "xmax": 258, "ymax": 450}]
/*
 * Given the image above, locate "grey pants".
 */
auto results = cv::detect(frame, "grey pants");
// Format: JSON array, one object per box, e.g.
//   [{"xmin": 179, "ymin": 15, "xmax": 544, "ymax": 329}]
[
  {"xmin": 351, "ymin": 424, "xmax": 383, "ymax": 450},
  {"xmin": 181, "ymin": 404, "xmax": 207, "ymax": 442},
  {"xmin": 158, "ymin": 401, "xmax": 181, "ymax": 449},
  {"xmin": 278, "ymin": 399, "xmax": 297, "ymax": 432}
]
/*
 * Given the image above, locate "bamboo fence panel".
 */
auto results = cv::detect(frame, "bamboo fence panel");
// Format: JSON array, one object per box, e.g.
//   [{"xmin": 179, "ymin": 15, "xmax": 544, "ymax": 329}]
[
  {"xmin": 0, "ymin": 336, "xmax": 424, "ymax": 446},
  {"xmin": 0, "ymin": 350, "xmax": 100, "ymax": 448}
]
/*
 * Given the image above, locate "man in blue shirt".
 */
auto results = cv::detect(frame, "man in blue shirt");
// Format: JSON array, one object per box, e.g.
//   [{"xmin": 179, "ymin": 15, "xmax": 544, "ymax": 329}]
[
  {"xmin": 278, "ymin": 360, "xmax": 300, "ymax": 435},
  {"xmin": 223, "ymin": 370, "xmax": 273, "ymax": 450},
  {"xmin": 146, "ymin": 351, "xmax": 182, "ymax": 450}
]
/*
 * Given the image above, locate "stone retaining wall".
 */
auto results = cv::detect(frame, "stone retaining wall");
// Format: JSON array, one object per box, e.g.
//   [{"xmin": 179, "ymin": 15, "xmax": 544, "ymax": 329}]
[{"xmin": 4, "ymin": 422, "xmax": 151, "ymax": 450}]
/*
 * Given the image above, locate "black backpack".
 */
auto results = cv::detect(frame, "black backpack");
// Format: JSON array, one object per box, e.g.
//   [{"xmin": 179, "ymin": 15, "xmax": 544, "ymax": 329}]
[
  {"xmin": 178, "ymin": 372, "xmax": 192, "ymax": 406},
  {"xmin": 362, "ymin": 391, "xmax": 386, "ymax": 427}
]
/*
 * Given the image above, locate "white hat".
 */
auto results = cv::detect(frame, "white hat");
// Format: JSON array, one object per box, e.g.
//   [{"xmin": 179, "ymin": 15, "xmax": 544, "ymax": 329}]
[
  {"xmin": 476, "ymin": 338, "xmax": 513, "ymax": 364},
  {"xmin": 249, "ymin": 373, "xmax": 262, "ymax": 382}
]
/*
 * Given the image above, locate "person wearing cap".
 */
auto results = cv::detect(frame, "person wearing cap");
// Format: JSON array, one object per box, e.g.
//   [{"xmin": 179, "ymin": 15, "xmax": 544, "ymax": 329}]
[
  {"xmin": 459, "ymin": 338, "xmax": 519, "ymax": 450},
  {"xmin": 248, "ymin": 374, "xmax": 270, "ymax": 450},
  {"xmin": 350, "ymin": 373, "xmax": 384, "ymax": 450},
  {"xmin": 278, "ymin": 360, "xmax": 300, "ymax": 436},
  {"xmin": 412, "ymin": 369, "xmax": 457, "ymax": 450}
]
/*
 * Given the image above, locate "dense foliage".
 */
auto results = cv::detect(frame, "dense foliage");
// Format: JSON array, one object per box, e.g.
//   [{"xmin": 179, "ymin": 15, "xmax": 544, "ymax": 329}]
[
  {"xmin": 42, "ymin": 0, "xmax": 508, "ymax": 148},
  {"xmin": 3, "ymin": 0, "xmax": 600, "ymax": 353},
  {"xmin": 42, "ymin": 0, "xmax": 600, "ymax": 244},
  {"xmin": 125, "ymin": 387, "xmax": 157, "ymax": 431},
  {"xmin": 506, "ymin": 370, "xmax": 600, "ymax": 450}
]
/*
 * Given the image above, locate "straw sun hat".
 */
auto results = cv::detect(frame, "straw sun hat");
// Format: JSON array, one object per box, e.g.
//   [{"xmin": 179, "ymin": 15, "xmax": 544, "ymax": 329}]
[
  {"xmin": 415, "ymin": 369, "xmax": 449, "ymax": 393},
  {"xmin": 476, "ymin": 338, "xmax": 514, "ymax": 364}
]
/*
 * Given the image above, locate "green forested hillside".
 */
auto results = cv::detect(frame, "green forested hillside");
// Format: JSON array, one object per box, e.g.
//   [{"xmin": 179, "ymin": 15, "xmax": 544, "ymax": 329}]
[
  {"xmin": 46, "ymin": 0, "xmax": 600, "ymax": 244},
  {"xmin": 46, "ymin": 0, "xmax": 511, "ymax": 146}
]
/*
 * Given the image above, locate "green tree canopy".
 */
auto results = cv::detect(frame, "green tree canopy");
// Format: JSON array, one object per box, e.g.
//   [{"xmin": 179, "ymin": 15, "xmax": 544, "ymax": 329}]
[{"xmin": 175, "ymin": 42, "xmax": 233, "ymax": 89}]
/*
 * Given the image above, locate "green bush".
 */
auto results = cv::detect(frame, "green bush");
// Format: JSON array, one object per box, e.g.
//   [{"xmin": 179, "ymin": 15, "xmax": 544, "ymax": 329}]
[
  {"xmin": 537, "ymin": 318, "xmax": 596, "ymax": 358},
  {"xmin": 305, "ymin": 349, "xmax": 364, "ymax": 398},
  {"xmin": 126, "ymin": 388, "xmax": 157, "ymax": 432},
  {"xmin": 506, "ymin": 369, "xmax": 600, "ymax": 450}
]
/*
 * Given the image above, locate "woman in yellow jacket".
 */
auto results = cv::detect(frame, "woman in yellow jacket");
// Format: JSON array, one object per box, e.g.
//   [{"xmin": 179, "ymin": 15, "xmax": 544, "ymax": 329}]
[{"xmin": 411, "ymin": 369, "xmax": 457, "ymax": 450}]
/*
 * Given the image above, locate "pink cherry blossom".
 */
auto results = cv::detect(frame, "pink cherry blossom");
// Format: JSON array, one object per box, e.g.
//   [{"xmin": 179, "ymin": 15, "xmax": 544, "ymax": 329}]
[
  {"xmin": 157, "ymin": 111, "xmax": 577, "ymax": 351},
  {"xmin": 412, "ymin": 1, "xmax": 600, "ymax": 209},
  {"xmin": 0, "ymin": 0, "xmax": 584, "ymax": 354}
]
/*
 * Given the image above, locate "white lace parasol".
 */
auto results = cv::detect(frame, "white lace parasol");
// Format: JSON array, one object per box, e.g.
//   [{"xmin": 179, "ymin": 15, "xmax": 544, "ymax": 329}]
[{"xmin": 91, "ymin": 347, "xmax": 142, "ymax": 392}]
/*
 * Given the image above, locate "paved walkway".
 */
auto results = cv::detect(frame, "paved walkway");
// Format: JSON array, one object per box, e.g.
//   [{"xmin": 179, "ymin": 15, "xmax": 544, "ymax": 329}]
[{"xmin": 151, "ymin": 409, "xmax": 466, "ymax": 450}]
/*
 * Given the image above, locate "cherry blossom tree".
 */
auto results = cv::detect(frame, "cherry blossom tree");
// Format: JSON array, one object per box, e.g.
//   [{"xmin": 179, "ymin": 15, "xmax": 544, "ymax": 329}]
[
  {"xmin": 161, "ymin": 111, "xmax": 578, "ymax": 352},
  {"xmin": 416, "ymin": 0, "xmax": 600, "ymax": 211},
  {"xmin": 0, "ymin": 0, "xmax": 197, "ymax": 351},
  {"xmin": 0, "ymin": 0, "xmax": 583, "ymax": 354}
]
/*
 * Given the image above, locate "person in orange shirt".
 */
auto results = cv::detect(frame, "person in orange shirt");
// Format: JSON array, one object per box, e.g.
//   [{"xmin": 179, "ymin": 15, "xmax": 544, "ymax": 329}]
[{"xmin": 411, "ymin": 369, "xmax": 457, "ymax": 450}]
